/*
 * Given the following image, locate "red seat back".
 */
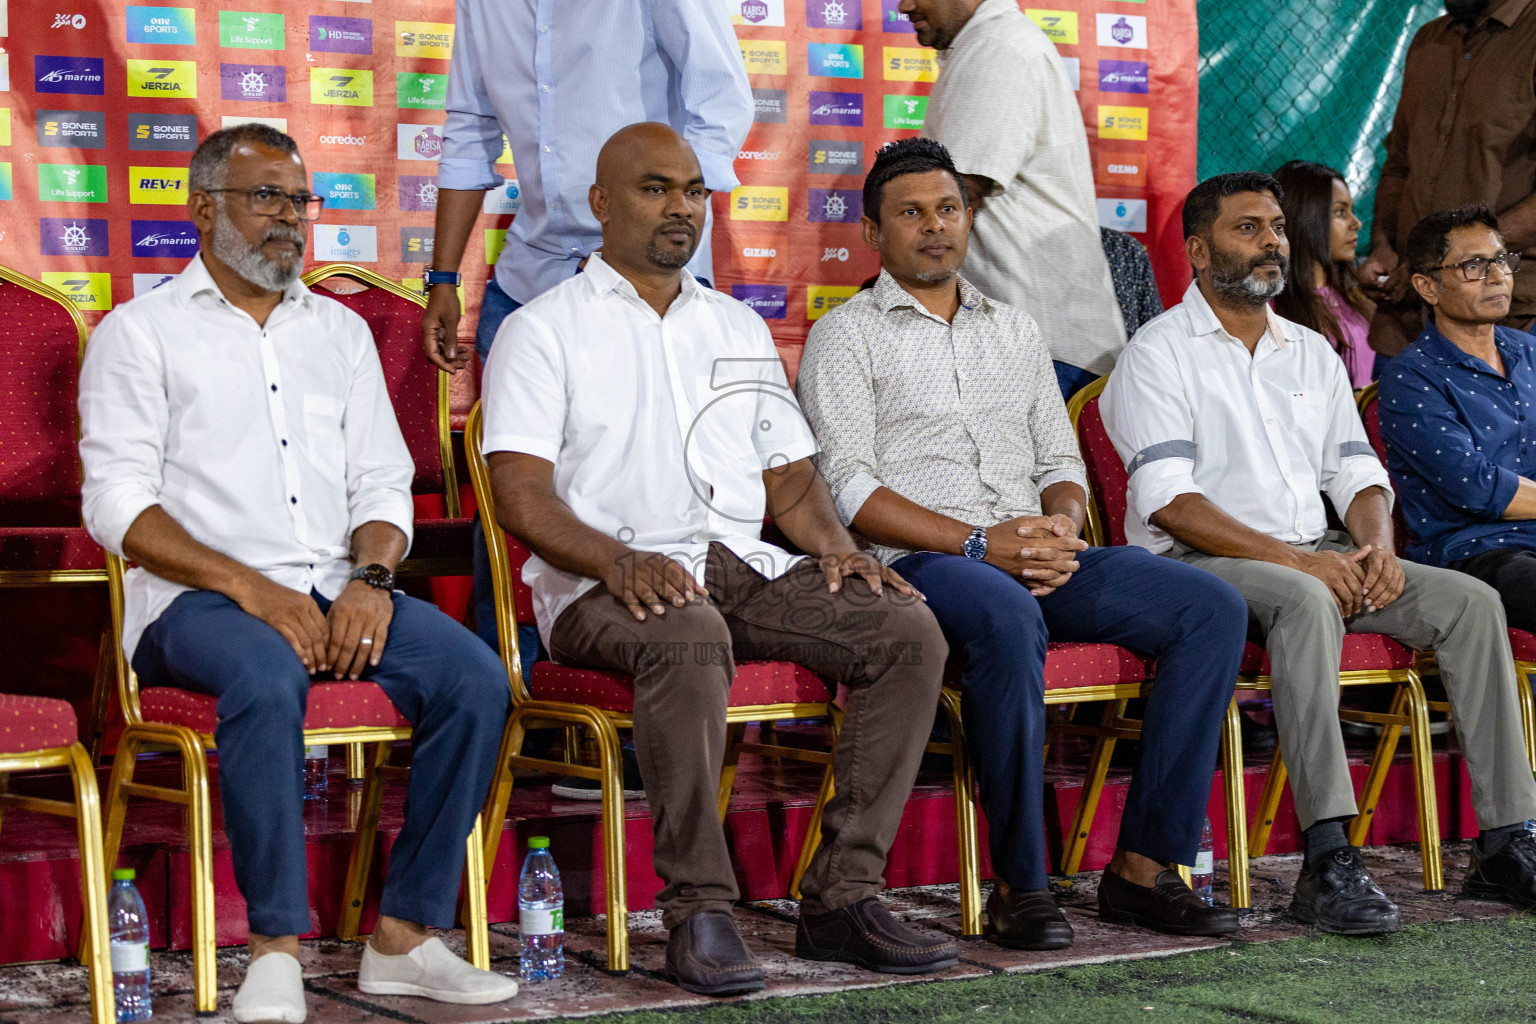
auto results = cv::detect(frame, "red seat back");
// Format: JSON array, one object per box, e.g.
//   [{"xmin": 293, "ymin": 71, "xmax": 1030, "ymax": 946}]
[
  {"xmin": 1073, "ymin": 390, "xmax": 1131, "ymax": 547},
  {"xmin": 0, "ymin": 271, "xmax": 87, "ymax": 526},
  {"xmin": 1357, "ymin": 387, "xmax": 1411, "ymax": 557}
]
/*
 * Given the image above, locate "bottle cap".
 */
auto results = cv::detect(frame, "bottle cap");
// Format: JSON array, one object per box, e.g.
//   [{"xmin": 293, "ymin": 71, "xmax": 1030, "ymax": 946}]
[
  {"xmin": 528, "ymin": 836, "xmax": 550, "ymax": 849},
  {"xmin": 112, "ymin": 868, "xmax": 136, "ymax": 882}
]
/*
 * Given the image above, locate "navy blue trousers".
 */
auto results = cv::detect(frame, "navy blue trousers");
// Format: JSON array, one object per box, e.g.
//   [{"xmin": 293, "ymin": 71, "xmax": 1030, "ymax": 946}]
[
  {"xmin": 892, "ymin": 546, "xmax": 1246, "ymax": 890},
  {"xmin": 132, "ymin": 588, "xmax": 510, "ymax": 936}
]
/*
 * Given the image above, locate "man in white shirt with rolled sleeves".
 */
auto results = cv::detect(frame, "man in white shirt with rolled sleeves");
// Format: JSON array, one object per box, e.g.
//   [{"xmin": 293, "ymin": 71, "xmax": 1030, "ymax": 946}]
[
  {"xmin": 78, "ymin": 125, "xmax": 516, "ymax": 1023},
  {"xmin": 1102, "ymin": 171, "xmax": 1536, "ymax": 938}
]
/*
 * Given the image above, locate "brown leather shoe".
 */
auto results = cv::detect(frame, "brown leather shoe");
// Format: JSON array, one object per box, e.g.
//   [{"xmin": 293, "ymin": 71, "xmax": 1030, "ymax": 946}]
[
  {"xmin": 795, "ymin": 896, "xmax": 959, "ymax": 974},
  {"xmin": 985, "ymin": 885, "xmax": 1074, "ymax": 950},
  {"xmin": 665, "ymin": 911, "xmax": 766, "ymax": 996},
  {"xmin": 1098, "ymin": 869, "xmax": 1239, "ymax": 936}
]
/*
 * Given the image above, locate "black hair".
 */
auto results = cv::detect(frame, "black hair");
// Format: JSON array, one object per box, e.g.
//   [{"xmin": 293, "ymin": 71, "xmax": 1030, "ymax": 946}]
[
  {"xmin": 1271, "ymin": 160, "xmax": 1372, "ymax": 355},
  {"xmin": 1182, "ymin": 171, "xmax": 1284, "ymax": 239},
  {"xmin": 189, "ymin": 123, "xmax": 299, "ymax": 193},
  {"xmin": 1405, "ymin": 203, "xmax": 1501, "ymax": 276},
  {"xmin": 862, "ymin": 137, "xmax": 965, "ymax": 225}
]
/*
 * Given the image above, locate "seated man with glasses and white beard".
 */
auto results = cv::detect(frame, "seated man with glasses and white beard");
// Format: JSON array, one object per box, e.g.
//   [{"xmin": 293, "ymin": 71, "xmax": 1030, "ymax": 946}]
[{"xmin": 78, "ymin": 124, "xmax": 518, "ymax": 1024}]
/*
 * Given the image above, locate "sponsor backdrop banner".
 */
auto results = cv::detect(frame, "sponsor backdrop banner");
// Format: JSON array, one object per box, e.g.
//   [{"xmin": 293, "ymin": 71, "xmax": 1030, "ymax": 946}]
[{"xmin": 3, "ymin": 0, "xmax": 1196, "ymax": 401}]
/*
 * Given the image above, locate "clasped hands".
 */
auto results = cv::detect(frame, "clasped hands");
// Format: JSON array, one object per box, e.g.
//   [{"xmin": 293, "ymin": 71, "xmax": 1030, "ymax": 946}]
[
  {"xmin": 985, "ymin": 514, "xmax": 1087, "ymax": 597},
  {"xmin": 1293, "ymin": 544, "xmax": 1406, "ymax": 619},
  {"xmin": 236, "ymin": 575, "xmax": 394, "ymax": 679}
]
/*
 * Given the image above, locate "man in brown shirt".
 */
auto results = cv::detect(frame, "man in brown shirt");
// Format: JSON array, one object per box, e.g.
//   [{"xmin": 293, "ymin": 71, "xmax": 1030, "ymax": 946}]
[{"xmin": 1361, "ymin": 0, "xmax": 1536, "ymax": 354}]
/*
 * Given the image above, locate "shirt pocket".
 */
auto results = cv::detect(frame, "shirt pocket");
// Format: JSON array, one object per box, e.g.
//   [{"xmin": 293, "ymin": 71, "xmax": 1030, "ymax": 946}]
[
  {"xmin": 1287, "ymin": 391, "xmax": 1331, "ymax": 460},
  {"xmin": 302, "ymin": 393, "xmax": 347, "ymax": 480}
]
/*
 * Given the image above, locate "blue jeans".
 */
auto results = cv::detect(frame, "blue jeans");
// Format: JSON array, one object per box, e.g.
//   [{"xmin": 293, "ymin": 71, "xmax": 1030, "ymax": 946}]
[
  {"xmin": 1053, "ymin": 360, "xmax": 1100, "ymax": 402},
  {"xmin": 891, "ymin": 546, "xmax": 1246, "ymax": 890},
  {"xmin": 132, "ymin": 588, "xmax": 510, "ymax": 936}
]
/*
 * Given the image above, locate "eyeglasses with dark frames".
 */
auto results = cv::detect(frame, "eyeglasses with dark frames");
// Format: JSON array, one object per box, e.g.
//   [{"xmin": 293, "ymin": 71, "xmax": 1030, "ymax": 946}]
[
  {"xmin": 204, "ymin": 186, "xmax": 326, "ymax": 222},
  {"xmin": 1431, "ymin": 251, "xmax": 1521, "ymax": 282}
]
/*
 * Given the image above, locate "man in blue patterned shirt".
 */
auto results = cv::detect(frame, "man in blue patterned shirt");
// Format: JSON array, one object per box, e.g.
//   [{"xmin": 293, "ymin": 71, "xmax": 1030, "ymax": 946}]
[
  {"xmin": 1380, "ymin": 204, "xmax": 1536, "ymax": 634},
  {"xmin": 797, "ymin": 138, "xmax": 1249, "ymax": 947}
]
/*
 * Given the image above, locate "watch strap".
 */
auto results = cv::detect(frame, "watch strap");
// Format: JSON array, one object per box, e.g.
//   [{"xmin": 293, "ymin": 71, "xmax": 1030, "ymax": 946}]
[{"xmin": 423, "ymin": 268, "xmax": 462, "ymax": 287}]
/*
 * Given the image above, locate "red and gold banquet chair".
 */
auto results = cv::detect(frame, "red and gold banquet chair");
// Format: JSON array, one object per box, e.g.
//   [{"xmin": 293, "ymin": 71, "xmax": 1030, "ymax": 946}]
[
  {"xmin": 1069, "ymin": 377, "xmax": 1444, "ymax": 891},
  {"xmin": 0, "ymin": 694, "xmax": 113, "ymax": 1023},
  {"xmin": 0, "ymin": 266, "xmax": 114, "ymax": 761},
  {"xmin": 1357, "ymin": 383, "xmax": 1536, "ymax": 767},
  {"xmin": 100, "ymin": 551, "xmax": 493, "ymax": 1015},
  {"xmin": 466, "ymin": 402, "xmax": 852, "ymax": 973}
]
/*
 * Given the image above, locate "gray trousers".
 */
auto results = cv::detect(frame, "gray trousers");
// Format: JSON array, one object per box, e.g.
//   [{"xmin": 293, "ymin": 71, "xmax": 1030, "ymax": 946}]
[{"xmin": 1174, "ymin": 532, "xmax": 1536, "ymax": 832}]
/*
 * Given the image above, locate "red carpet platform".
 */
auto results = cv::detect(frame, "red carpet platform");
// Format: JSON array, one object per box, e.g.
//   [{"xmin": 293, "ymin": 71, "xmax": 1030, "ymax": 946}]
[{"xmin": 0, "ymin": 721, "xmax": 1484, "ymax": 966}]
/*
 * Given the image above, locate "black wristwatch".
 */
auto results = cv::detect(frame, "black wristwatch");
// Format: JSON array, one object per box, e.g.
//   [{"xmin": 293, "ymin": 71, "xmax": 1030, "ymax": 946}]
[
  {"xmin": 349, "ymin": 563, "xmax": 395, "ymax": 591},
  {"xmin": 962, "ymin": 526, "xmax": 988, "ymax": 561},
  {"xmin": 422, "ymin": 268, "xmax": 462, "ymax": 288}
]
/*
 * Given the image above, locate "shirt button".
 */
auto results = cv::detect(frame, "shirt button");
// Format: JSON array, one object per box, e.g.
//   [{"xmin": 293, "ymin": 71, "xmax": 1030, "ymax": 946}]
[
  {"xmin": 540, "ymin": 24, "xmax": 548, "ymax": 31},
  {"xmin": 543, "ymin": 145, "xmax": 551, "ymax": 153},
  {"xmin": 270, "ymin": 384, "xmax": 278, "ymax": 392},
  {"xmin": 291, "ymin": 497, "xmax": 297, "ymax": 505},
  {"xmin": 549, "ymin": 201, "xmax": 557, "ymax": 209},
  {"xmin": 281, "ymin": 439, "xmax": 288, "ymax": 447},
  {"xmin": 541, "ymin": 85, "xmax": 550, "ymax": 93}
]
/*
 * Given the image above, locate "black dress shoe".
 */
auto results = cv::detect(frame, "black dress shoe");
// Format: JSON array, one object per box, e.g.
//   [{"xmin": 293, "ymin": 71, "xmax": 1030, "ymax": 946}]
[
  {"xmin": 1465, "ymin": 831, "xmax": 1536, "ymax": 908},
  {"xmin": 1289, "ymin": 848, "xmax": 1403, "ymax": 935},
  {"xmin": 796, "ymin": 896, "xmax": 959, "ymax": 974},
  {"xmin": 984, "ymin": 885, "xmax": 1074, "ymax": 950},
  {"xmin": 665, "ymin": 911, "xmax": 765, "ymax": 996},
  {"xmin": 1098, "ymin": 869, "xmax": 1240, "ymax": 936}
]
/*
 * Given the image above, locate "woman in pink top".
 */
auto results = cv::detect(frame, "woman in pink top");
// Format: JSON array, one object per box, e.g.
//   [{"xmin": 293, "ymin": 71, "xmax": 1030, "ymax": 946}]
[{"xmin": 1273, "ymin": 161, "xmax": 1377, "ymax": 388}]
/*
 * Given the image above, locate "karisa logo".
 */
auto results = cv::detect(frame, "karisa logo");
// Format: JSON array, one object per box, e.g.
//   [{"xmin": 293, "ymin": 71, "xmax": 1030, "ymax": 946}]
[
  {"xmin": 414, "ymin": 126, "xmax": 442, "ymax": 159},
  {"xmin": 1111, "ymin": 17, "xmax": 1134, "ymax": 44},
  {"xmin": 821, "ymin": 247, "xmax": 849, "ymax": 262},
  {"xmin": 51, "ymin": 13, "xmax": 87, "ymax": 28},
  {"xmin": 740, "ymin": 1, "xmax": 769, "ymax": 23}
]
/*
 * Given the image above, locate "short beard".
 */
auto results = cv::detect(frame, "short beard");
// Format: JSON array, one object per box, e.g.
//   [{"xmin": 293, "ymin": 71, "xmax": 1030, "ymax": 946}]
[
  {"xmin": 1445, "ymin": 0, "xmax": 1490, "ymax": 22},
  {"xmin": 911, "ymin": 265, "xmax": 957, "ymax": 285},
  {"xmin": 209, "ymin": 200, "xmax": 305, "ymax": 292},
  {"xmin": 1209, "ymin": 246, "xmax": 1287, "ymax": 307},
  {"xmin": 645, "ymin": 241, "xmax": 694, "ymax": 269}
]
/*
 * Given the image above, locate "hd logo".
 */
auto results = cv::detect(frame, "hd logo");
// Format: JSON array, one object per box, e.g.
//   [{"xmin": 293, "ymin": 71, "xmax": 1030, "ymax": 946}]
[
  {"xmin": 129, "ymin": 165, "xmax": 189, "ymax": 204},
  {"xmin": 730, "ymin": 185, "xmax": 789, "ymax": 222},
  {"xmin": 42, "ymin": 272, "xmax": 113, "ymax": 311},
  {"xmin": 127, "ymin": 59, "xmax": 196, "ymax": 98},
  {"xmin": 311, "ymin": 68, "xmax": 374, "ymax": 106}
]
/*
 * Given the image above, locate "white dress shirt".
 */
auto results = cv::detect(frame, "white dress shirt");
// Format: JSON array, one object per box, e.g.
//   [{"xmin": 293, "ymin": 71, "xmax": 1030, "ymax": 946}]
[
  {"xmin": 439, "ymin": 0, "xmax": 753, "ymax": 303},
  {"xmin": 1100, "ymin": 280, "xmax": 1391, "ymax": 553},
  {"xmin": 79, "ymin": 255, "xmax": 416, "ymax": 659},
  {"xmin": 480, "ymin": 253, "xmax": 817, "ymax": 649}
]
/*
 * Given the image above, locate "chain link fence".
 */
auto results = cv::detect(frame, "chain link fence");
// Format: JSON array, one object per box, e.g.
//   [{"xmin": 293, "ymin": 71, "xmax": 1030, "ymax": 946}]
[{"xmin": 1197, "ymin": 0, "xmax": 1444, "ymax": 242}]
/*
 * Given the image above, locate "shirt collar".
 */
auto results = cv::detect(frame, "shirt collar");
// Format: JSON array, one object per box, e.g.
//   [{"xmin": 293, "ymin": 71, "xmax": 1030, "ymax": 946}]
[
  {"xmin": 583, "ymin": 250, "xmax": 704, "ymax": 310},
  {"xmin": 1415, "ymin": 319, "xmax": 1527, "ymax": 373},
  {"xmin": 1179, "ymin": 278, "xmax": 1302, "ymax": 349},
  {"xmin": 872, "ymin": 268, "xmax": 990, "ymax": 319},
  {"xmin": 174, "ymin": 252, "xmax": 313, "ymax": 310},
  {"xmin": 1488, "ymin": 0, "xmax": 1531, "ymax": 27},
  {"xmin": 940, "ymin": 0, "xmax": 1015, "ymax": 60}
]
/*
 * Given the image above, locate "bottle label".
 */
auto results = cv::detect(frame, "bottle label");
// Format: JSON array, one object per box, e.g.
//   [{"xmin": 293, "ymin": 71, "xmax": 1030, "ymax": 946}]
[
  {"xmin": 305, "ymin": 745, "xmax": 327, "ymax": 759},
  {"xmin": 110, "ymin": 940, "xmax": 149, "ymax": 973},
  {"xmin": 1194, "ymin": 850, "xmax": 1214, "ymax": 875},
  {"xmin": 520, "ymin": 905, "xmax": 564, "ymax": 936}
]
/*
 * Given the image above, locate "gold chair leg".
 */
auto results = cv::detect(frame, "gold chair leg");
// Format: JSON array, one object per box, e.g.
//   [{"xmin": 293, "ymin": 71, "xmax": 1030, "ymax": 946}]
[
  {"xmin": 790, "ymin": 707, "xmax": 842, "ymax": 901},
  {"xmin": 345, "ymin": 742, "xmax": 366, "ymax": 782},
  {"xmin": 1517, "ymin": 661, "xmax": 1536, "ymax": 770},
  {"xmin": 941, "ymin": 689, "xmax": 983, "ymax": 937},
  {"xmin": 175, "ymin": 731, "xmax": 218, "ymax": 1016},
  {"xmin": 87, "ymin": 629, "xmax": 115, "ymax": 767},
  {"xmin": 340, "ymin": 743, "xmax": 391, "ymax": 942},
  {"xmin": 1349, "ymin": 686, "xmax": 1407, "ymax": 848},
  {"xmin": 1220, "ymin": 697, "xmax": 1250, "ymax": 909},
  {"xmin": 1247, "ymin": 743, "xmax": 1287, "ymax": 857},
  {"xmin": 1060, "ymin": 700, "xmax": 1125, "ymax": 876},
  {"xmin": 101, "ymin": 732, "xmax": 143, "ymax": 880},
  {"xmin": 1402, "ymin": 671, "xmax": 1444, "ymax": 891},
  {"xmin": 463, "ymin": 815, "xmax": 490, "ymax": 971},
  {"xmin": 717, "ymin": 722, "xmax": 748, "ymax": 822},
  {"xmin": 68, "ymin": 744, "xmax": 116, "ymax": 1024},
  {"xmin": 593, "ymin": 715, "xmax": 630, "ymax": 974},
  {"xmin": 479, "ymin": 714, "xmax": 525, "ymax": 887}
]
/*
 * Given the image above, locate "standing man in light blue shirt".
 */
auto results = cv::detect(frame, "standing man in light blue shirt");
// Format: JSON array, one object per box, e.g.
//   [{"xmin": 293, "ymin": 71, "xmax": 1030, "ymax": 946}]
[{"xmin": 418, "ymin": 0, "xmax": 754, "ymax": 668}]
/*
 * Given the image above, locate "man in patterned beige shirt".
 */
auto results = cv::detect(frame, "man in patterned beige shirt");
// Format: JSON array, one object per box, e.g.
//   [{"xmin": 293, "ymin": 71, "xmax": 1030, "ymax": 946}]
[{"xmin": 797, "ymin": 138, "xmax": 1248, "ymax": 948}]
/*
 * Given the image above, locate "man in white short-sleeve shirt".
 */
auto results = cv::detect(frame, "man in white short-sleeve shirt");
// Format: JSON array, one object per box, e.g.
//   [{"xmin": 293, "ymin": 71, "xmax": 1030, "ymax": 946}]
[
  {"xmin": 1102, "ymin": 171, "xmax": 1536, "ymax": 936},
  {"xmin": 479, "ymin": 124, "xmax": 954, "ymax": 996},
  {"xmin": 905, "ymin": 0, "xmax": 1126, "ymax": 396}
]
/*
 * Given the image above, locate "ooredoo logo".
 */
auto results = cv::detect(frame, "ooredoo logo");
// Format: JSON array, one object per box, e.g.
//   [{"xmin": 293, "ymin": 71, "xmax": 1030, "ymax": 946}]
[
  {"xmin": 318, "ymin": 133, "xmax": 367, "ymax": 146},
  {"xmin": 738, "ymin": 149, "xmax": 781, "ymax": 162}
]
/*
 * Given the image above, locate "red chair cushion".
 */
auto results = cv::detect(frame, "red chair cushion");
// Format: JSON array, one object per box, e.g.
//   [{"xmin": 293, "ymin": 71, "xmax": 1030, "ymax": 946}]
[
  {"xmin": 0, "ymin": 276, "xmax": 83, "ymax": 524},
  {"xmin": 139, "ymin": 682, "xmax": 410, "ymax": 734},
  {"xmin": 1075, "ymin": 395, "xmax": 1131, "ymax": 548},
  {"xmin": 1043, "ymin": 642, "xmax": 1150, "ymax": 689},
  {"xmin": 0, "ymin": 526, "xmax": 104, "ymax": 573},
  {"xmin": 529, "ymin": 660, "xmax": 831, "ymax": 714},
  {"xmin": 1511, "ymin": 628, "xmax": 1536, "ymax": 664},
  {"xmin": 0, "ymin": 693, "xmax": 78, "ymax": 754},
  {"xmin": 1240, "ymin": 633, "xmax": 1415, "ymax": 676}
]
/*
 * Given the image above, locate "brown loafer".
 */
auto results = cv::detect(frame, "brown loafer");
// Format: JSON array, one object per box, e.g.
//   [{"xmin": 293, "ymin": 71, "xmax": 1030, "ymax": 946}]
[
  {"xmin": 795, "ymin": 896, "xmax": 959, "ymax": 975},
  {"xmin": 665, "ymin": 910, "xmax": 765, "ymax": 996},
  {"xmin": 985, "ymin": 885, "xmax": 1074, "ymax": 950},
  {"xmin": 1098, "ymin": 869, "xmax": 1239, "ymax": 936}
]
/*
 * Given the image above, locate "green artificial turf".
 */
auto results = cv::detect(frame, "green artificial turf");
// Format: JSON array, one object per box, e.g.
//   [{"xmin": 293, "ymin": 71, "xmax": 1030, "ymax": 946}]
[{"xmin": 555, "ymin": 915, "xmax": 1536, "ymax": 1024}]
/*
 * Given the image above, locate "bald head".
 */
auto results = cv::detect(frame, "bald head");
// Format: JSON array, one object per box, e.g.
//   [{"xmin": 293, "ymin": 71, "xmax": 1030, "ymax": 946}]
[{"xmin": 589, "ymin": 122, "xmax": 708, "ymax": 274}]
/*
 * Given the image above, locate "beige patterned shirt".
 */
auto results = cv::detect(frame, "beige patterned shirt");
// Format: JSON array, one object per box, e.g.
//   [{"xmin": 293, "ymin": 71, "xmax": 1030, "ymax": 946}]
[{"xmin": 796, "ymin": 270, "xmax": 1089, "ymax": 566}]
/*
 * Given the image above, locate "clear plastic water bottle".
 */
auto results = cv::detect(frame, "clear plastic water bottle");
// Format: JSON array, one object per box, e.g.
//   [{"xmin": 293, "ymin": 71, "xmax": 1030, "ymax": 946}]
[
  {"xmin": 518, "ymin": 837, "xmax": 564, "ymax": 980},
  {"xmin": 303, "ymin": 744, "xmax": 328, "ymax": 801},
  {"xmin": 1192, "ymin": 816, "xmax": 1215, "ymax": 906},
  {"xmin": 108, "ymin": 868, "xmax": 152, "ymax": 1022}
]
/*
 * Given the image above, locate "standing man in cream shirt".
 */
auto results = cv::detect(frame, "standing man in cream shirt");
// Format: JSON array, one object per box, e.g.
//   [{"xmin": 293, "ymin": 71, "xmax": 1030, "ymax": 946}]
[{"xmin": 903, "ymin": 0, "xmax": 1127, "ymax": 397}]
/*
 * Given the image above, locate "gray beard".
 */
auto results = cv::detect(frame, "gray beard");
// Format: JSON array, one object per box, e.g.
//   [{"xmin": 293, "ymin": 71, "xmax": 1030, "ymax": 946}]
[
  {"xmin": 1211, "ymin": 269, "xmax": 1285, "ymax": 306},
  {"xmin": 209, "ymin": 204, "xmax": 305, "ymax": 291},
  {"xmin": 911, "ymin": 266, "xmax": 957, "ymax": 284}
]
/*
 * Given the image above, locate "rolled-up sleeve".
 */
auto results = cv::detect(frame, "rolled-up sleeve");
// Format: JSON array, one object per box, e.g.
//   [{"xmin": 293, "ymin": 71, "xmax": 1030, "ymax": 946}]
[
  {"xmin": 1101, "ymin": 339, "xmax": 1205, "ymax": 526},
  {"xmin": 341, "ymin": 316, "xmax": 416, "ymax": 549},
  {"xmin": 437, "ymin": 0, "xmax": 506, "ymax": 192},
  {"xmin": 481, "ymin": 311, "xmax": 568, "ymax": 463},
  {"xmin": 651, "ymin": 0, "xmax": 753, "ymax": 193},
  {"xmin": 1020, "ymin": 314, "xmax": 1088, "ymax": 495},
  {"xmin": 79, "ymin": 313, "xmax": 169, "ymax": 556},
  {"xmin": 1379, "ymin": 364, "xmax": 1516, "ymax": 520},
  {"xmin": 1319, "ymin": 357, "xmax": 1393, "ymax": 518},
  {"xmin": 796, "ymin": 316, "xmax": 883, "ymax": 525}
]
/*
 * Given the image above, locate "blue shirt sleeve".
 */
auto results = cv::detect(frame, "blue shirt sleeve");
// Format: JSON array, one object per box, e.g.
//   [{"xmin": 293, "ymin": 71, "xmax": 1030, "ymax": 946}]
[
  {"xmin": 650, "ymin": 0, "xmax": 753, "ymax": 193},
  {"xmin": 438, "ymin": 0, "xmax": 507, "ymax": 192}
]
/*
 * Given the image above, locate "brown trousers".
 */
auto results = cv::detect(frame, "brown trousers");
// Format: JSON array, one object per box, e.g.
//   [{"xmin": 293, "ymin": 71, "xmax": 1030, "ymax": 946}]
[{"xmin": 546, "ymin": 543, "xmax": 947, "ymax": 928}]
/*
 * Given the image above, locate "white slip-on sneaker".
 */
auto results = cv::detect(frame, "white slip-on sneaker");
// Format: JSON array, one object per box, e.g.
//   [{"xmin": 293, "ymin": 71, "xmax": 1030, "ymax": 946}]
[
  {"xmin": 357, "ymin": 936, "xmax": 519, "ymax": 1004},
  {"xmin": 232, "ymin": 951, "xmax": 307, "ymax": 1024}
]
